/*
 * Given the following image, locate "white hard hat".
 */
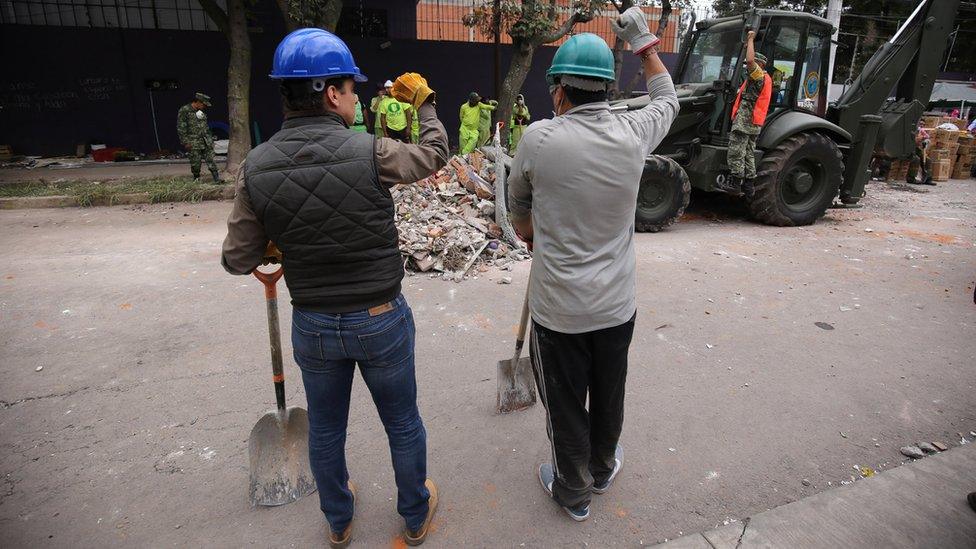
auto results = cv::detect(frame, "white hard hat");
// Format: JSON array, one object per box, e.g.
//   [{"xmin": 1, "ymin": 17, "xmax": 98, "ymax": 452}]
[{"xmin": 384, "ymin": 80, "xmax": 393, "ymax": 88}]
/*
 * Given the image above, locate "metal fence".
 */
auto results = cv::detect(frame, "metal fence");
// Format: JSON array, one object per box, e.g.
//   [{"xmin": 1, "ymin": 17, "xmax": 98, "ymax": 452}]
[{"xmin": 415, "ymin": 0, "xmax": 716, "ymax": 53}]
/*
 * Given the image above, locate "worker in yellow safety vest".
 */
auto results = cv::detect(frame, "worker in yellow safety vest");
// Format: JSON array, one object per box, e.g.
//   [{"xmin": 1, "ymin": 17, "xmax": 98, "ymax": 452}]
[
  {"xmin": 381, "ymin": 93, "xmax": 413, "ymax": 143},
  {"xmin": 509, "ymin": 94, "xmax": 530, "ymax": 152},
  {"xmin": 478, "ymin": 97, "xmax": 497, "ymax": 146},
  {"xmin": 459, "ymin": 92, "xmax": 485, "ymax": 154}
]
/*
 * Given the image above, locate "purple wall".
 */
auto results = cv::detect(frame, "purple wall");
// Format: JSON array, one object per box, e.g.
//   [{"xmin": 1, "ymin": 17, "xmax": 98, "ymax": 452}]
[{"xmin": 0, "ymin": 22, "xmax": 668, "ymax": 157}]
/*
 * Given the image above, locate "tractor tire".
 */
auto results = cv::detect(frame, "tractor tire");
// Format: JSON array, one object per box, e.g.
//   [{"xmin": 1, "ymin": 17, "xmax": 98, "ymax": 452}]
[
  {"xmin": 748, "ymin": 132, "xmax": 843, "ymax": 226},
  {"xmin": 635, "ymin": 155, "xmax": 691, "ymax": 233}
]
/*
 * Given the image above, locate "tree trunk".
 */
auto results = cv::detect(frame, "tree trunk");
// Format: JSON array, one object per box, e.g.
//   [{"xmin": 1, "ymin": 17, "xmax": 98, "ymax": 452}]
[
  {"xmin": 318, "ymin": 0, "xmax": 342, "ymax": 32},
  {"xmin": 225, "ymin": 0, "xmax": 251, "ymax": 176},
  {"xmin": 274, "ymin": 0, "xmax": 298, "ymax": 31},
  {"xmin": 495, "ymin": 40, "xmax": 535, "ymax": 149}
]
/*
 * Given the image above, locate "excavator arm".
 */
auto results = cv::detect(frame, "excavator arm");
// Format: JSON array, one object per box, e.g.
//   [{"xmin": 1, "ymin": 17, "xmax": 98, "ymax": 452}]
[{"xmin": 826, "ymin": 0, "xmax": 959, "ymax": 203}]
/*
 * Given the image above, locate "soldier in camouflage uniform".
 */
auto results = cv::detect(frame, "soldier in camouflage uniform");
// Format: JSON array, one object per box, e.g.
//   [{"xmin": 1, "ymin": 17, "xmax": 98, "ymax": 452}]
[
  {"xmin": 177, "ymin": 92, "xmax": 220, "ymax": 182},
  {"xmin": 727, "ymin": 31, "xmax": 771, "ymax": 198}
]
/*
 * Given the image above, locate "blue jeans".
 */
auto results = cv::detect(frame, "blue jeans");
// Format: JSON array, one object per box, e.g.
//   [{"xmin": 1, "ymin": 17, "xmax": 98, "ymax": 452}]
[{"xmin": 291, "ymin": 294, "xmax": 429, "ymax": 533}]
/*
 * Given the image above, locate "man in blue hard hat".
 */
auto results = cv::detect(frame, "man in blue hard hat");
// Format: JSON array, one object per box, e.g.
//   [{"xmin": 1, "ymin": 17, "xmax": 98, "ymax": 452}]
[
  {"xmin": 220, "ymin": 28, "xmax": 448, "ymax": 547},
  {"xmin": 508, "ymin": 8, "xmax": 678, "ymax": 521}
]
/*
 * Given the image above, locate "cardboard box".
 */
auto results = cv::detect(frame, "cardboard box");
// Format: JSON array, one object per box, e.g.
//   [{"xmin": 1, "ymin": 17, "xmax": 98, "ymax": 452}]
[{"xmin": 931, "ymin": 159, "xmax": 951, "ymax": 181}]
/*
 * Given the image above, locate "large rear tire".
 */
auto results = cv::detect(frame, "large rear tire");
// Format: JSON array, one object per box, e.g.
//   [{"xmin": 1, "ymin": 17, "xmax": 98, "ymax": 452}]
[
  {"xmin": 748, "ymin": 133, "xmax": 843, "ymax": 226},
  {"xmin": 635, "ymin": 155, "xmax": 691, "ymax": 233}
]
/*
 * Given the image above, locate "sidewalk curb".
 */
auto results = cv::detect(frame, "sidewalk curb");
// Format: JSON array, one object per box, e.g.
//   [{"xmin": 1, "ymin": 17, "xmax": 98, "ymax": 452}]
[
  {"xmin": 655, "ymin": 444, "xmax": 976, "ymax": 548},
  {"xmin": 0, "ymin": 186, "xmax": 234, "ymax": 210}
]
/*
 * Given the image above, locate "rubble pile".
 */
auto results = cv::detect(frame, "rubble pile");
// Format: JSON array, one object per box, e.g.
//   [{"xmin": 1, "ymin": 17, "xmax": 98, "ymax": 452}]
[{"xmin": 393, "ymin": 151, "xmax": 529, "ymax": 280}]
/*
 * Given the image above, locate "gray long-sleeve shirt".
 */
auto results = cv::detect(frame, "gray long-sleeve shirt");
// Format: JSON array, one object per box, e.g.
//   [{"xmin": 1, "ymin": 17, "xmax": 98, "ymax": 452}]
[{"xmin": 508, "ymin": 73, "xmax": 679, "ymax": 334}]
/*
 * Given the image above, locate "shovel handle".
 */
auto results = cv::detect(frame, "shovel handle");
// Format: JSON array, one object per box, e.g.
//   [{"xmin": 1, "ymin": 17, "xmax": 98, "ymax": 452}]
[
  {"xmin": 253, "ymin": 266, "xmax": 286, "ymax": 412},
  {"xmin": 513, "ymin": 287, "xmax": 530, "ymax": 360}
]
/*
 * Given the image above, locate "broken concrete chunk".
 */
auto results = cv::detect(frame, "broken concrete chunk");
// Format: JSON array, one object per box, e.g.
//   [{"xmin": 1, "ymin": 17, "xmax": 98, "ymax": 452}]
[
  {"xmin": 900, "ymin": 445, "xmax": 925, "ymax": 459},
  {"xmin": 917, "ymin": 442, "xmax": 938, "ymax": 455}
]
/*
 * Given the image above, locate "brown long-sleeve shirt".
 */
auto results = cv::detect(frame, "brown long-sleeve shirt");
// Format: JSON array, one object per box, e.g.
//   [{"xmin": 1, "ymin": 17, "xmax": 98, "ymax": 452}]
[{"xmin": 220, "ymin": 102, "xmax": 449, "ymax": 275}]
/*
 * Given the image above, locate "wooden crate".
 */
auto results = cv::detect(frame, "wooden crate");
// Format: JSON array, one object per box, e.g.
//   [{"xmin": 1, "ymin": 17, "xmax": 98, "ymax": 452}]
[{"xmin": 931, "ymin": 159, "xmax": 951, "ymax": 181}]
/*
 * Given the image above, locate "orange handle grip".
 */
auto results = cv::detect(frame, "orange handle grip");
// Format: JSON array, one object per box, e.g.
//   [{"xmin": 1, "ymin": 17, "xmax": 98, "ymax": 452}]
[{"xmin": 253, "ymin": 266, "xmax": 284, "ymax": 299}]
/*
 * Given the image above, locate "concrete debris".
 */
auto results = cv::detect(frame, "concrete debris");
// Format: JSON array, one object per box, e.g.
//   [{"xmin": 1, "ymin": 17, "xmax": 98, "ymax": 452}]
[
  {"xmin": 917, "ymin": 442, "xmax": 938, "ymax": 455},
  {"xmin": 900, "ymin": 445, "xmax": 925, "ymax": 459},
  {"xmin": 393, "ymin": 151, "xmax": 529, "ymax": 280}
]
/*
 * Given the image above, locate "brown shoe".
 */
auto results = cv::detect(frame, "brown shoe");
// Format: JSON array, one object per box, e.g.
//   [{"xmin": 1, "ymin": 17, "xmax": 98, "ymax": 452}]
[
  {"xmin": 329, "ymin": 481, "xmax": 357, "ymax": 549},
  {"xmin": 403, "ymin": 479, "xmax": 438, "ymax": 546}
]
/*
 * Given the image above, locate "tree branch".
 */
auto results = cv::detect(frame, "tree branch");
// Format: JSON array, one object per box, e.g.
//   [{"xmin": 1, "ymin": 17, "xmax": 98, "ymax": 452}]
[
  {"xmin": 198, "ymin": 0, "xmax": 229, "ymax": 36},
  {"xmin": 274, "ymin": 0, "xmax": 299, "ymax": 31}
]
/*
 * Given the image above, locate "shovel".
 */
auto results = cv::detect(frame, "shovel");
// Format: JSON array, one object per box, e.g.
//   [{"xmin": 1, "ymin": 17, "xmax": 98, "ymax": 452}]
[
  {"xmin": 496, "ymin": 286, "xmax": 537, "ymax": 414},
  {"xmin": 248, "ymin": 265, "xmax": 316, "ymax": 506}
]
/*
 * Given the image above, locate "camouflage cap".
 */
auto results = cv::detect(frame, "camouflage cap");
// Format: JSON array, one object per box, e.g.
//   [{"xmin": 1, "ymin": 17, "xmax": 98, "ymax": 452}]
[
  {"xmin": 754, "ymin": 53, "xmax": 768, "ymax": 66},
  {"xmin": 195, "ymin": 92, "xmax": 212, "ymax": 106}
]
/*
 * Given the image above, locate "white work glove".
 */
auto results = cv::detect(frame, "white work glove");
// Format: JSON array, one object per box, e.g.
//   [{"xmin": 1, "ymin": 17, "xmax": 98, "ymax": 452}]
[{"xmin": 611, "ymin": 6, "xmax": 660, "ymax": 56}]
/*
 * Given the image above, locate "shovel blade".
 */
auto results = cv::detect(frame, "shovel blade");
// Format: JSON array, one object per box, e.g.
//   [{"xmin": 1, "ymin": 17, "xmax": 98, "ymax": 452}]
[
  {"xmin": 496, "ymin": 356, "xmax": 537, "ymax": 414},
  {"xmin": 248, "ymin": 406, "xmax": 317, "ymax": 506}
]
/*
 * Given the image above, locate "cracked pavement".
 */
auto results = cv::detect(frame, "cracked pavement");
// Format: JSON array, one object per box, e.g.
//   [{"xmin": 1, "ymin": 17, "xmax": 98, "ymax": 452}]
[{"xmin": 1, "ymin": 179, "xmax": 974, "ymax": 546}]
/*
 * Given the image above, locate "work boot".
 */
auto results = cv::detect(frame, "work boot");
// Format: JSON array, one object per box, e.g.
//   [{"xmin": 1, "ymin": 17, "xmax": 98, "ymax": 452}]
[
  {"xmin": 329, "ymin": 481, "xmax": 357, "ymax": 549},
  {"xmin": 741, "ymin": 178, "xmax": 756, "ymax": 199},
  {"xmin": 210, "ymin": 168, "xmax": 220, "ymax": 183},
  {"xmin": 592, "ymin": 444, "xmax": 624, "ymax": 494},
  {"xmin": 724, "ymin": 175, "xmax": 744, "ymax": 196},
  {"xmin": 538, "ymin": 463, "xmax": 590, "ymax": 522},
  {"xmin": 403, "ymin": 479, "xmax": 438, "ymax": 546}
]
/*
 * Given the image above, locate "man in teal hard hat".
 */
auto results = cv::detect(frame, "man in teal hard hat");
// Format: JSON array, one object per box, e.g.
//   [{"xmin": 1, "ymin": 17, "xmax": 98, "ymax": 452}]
[
  {"xmin": 220, "ymin": 28, "xmax": 448, "ymax": 547},
  {"xmin": 507, "ymin": 8, "xmax": 678, "ymax": 521}
]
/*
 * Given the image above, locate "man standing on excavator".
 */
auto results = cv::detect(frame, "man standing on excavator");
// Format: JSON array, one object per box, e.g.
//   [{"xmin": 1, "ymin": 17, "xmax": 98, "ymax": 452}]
[{"xmin": 727, "ymin": 30, "xmax": 772, "ymax": 198}]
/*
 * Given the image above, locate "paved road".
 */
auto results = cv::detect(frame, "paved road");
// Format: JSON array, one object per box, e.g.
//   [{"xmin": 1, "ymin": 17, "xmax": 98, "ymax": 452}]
[{"xmin": 1, "ymin": 180, "xmax": 974, "ymax": 547}]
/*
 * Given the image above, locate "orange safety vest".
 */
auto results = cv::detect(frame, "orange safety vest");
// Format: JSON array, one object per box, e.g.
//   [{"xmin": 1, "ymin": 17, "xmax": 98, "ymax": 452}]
[{"xmin": 731, "ymin": 73, "xmax": 773, "ymax": 127}]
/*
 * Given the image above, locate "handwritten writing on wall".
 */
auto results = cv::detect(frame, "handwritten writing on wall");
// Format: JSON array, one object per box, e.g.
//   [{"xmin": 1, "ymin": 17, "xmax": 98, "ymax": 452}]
[{"xmin": 0, "ymin": 76, "xmax": 129, "ymax": 112}]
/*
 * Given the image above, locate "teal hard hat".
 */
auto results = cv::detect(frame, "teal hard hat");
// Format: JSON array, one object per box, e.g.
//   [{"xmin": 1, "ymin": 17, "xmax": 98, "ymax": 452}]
[{"xmin": 547, "ymin": 33, "xmax": 615, "ymax": 83}]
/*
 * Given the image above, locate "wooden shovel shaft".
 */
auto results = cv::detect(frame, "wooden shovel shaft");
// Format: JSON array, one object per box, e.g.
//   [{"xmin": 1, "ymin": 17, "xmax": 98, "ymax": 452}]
[
  {"xmin": 254, "ymin": 267, "xmax": 286, "ymax": 412},
  {"xmin": 512, "ymin": 287, "xmax": 530, "ymax": 363}
]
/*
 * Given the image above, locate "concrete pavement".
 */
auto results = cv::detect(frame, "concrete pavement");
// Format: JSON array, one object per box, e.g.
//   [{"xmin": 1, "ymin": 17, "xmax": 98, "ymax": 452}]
[
  {"xmin": 658, "ymin": 443, "xmax": 976, "ymax": 548},
  {"xmin": 0, "ymin": 178, "xmax": 974, "ymax": 546}
]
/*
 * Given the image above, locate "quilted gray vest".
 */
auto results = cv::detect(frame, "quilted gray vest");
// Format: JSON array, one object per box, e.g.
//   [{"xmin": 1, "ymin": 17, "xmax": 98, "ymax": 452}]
[{"xmin": 244, "ymin": 113, "xmax": 403, "ymax": 312}]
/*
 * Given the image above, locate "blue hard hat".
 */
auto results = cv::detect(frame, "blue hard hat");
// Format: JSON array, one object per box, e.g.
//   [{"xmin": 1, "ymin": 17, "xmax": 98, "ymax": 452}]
[{"xmin": 270, "ymin": 28, "xmax": 367, "ymax": 82}]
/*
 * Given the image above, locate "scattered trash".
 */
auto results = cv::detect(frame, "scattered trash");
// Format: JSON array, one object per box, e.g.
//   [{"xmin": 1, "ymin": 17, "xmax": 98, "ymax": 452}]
[
  {"xmin": 668, "ymin": 447, "xmax": 676, "ymax": 452},
  {"xmin": 900, "ymin": 445, "xmax": 925, "ymax": 459},
  {"xmin": 498, "ymin": 277, "xmax": 512, "ymax": 285},
  {"xmin": 859, "ymin": 466, "xmax": 875, "ymax": 478},
  {"xmin": 864, "ymin": 228, "xmax": 874, "ymax": 233},
  {"xmin": 840, "ymin": 431, "xmax": 848, "ymax": 438},
  {"xmin": 815, "ymin": 322, "xmax": 835, "ymax": 330},
  {"xmin": 839, "ymin": 306, "xmax": 852, "ymax": 312},
  {"xmin": 801, "ymin": 478, "xmax": 811, "ymax": 486},
  {"xmin": 917, "ymin": 442, "xmax": 938, "ymax": 455},
  {"xmin": 35, "ymin": 366, "xmax": 43, "ymax": 372},
  {"xmin": 393, "ymin": 151, "xmax": 529, "ymax": 280},
  {"xmin": 705, "ymin": 344, "xmax": 714, "ymax": 349},
  {"xmin": 932, "ymin": 441, "xmax": 948, "ymax": 451}
]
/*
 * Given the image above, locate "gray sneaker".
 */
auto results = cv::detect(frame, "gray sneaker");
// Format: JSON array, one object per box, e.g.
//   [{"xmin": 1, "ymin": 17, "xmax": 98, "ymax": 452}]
[
  {"xmin": 538, "ymin": 463, "xmax": 590, "ymax": 522},
  {"xmin": 592, "ymin": 444, "xmax": 623, "ymax": 494}
]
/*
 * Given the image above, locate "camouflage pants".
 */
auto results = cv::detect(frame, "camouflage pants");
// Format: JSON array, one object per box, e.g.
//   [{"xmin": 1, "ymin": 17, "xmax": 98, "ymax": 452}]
[
  {"xmin": 188, "ymin": 142, "xmax": 217, "ymax": 178},
  {"xmin": 727, "ymin": 130, "xmax": 758, "ymax": 179}
]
